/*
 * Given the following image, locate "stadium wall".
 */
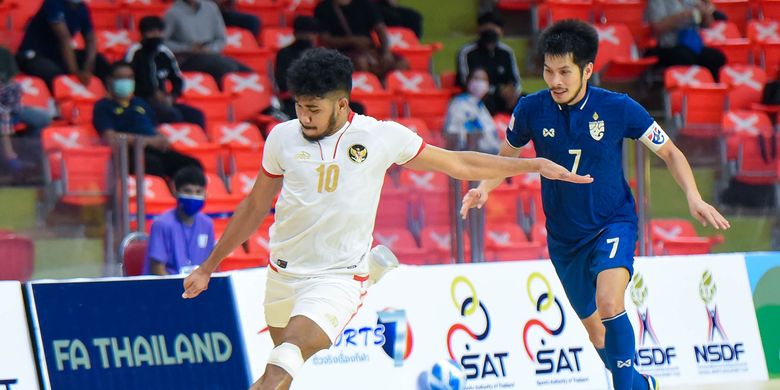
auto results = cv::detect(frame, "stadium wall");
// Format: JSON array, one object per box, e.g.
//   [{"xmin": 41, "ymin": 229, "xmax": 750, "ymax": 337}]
[{"xmin": 4, "ymin": 253, "xmax": 777, "ymax": 389}]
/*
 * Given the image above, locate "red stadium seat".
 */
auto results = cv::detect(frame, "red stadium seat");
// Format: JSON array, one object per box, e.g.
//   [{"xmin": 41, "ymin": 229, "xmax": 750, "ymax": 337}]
[
  {"xmin": 158, "ymin": 123, "xmax": 224, "ymax": 174},
  {"xmin": 700, "ymin": 21, "xmax": 752, "ymax": 64},
  {"xmin": 393, "ymin": 117, "xmax": 444, "ymax": 146},
  {"xmin": 593, "ymin": 23, "xmax": 657, "ymax": 83},
  {"xmin": 650, "ymin": 219, "xmax": 724, "ymax": 255},
  {"xmin": 260, "ymin": 26, "xmax": 295, "ymax": 52},
  {"xmin": 351, "ymin": 71, "xmax": 395, "ymax": 119},
  {"xmin": 123, "ymin": 0, "xmax": 167, "ymax": 31},
  {"xmin": 203, "ymin": 173, "xmax": 242, "ymax": 216},
  {"xmin": 747, "ymin": 19, "xmax": 780, "ymax": 74},
  {"xmin": 678, "ymin": 84, "xmax": 729, "ymax": 138},
  {"xmin": 0, "ymin": 233, "xmax": 34, "ymax": 281},
  {"xmin": 722, "ymin": 110, "xmax": 777, "ymax": 185},
  {"xmin": 747, "ymin": 19, "xmax": 780, "ymax": 42},
  {"xmin": 235, "ymin": 0, "xmax": 285, "ymax": 27},
  {"xmin": 537, "ymin": 0, "xmax": 594, "ymax": 32},
  {"xmin": 484, "ymin": 181, "xmax": 521, "ymax": 226},
  {"xmin": 223, "ymin": 27, "xmax": 273, "ymax": 76},
  {"xmin": 85, "ymin": 0, "xmax": 121, "ymax": 30},
  {"xmin": 421, "ymin": 225, "xmax": 470, "ymax": 264},
  {"xmin": 95, "ymin": 29, "xmax": 137, "ymax": 62},
  {"xmin": 712, "ymin": 0, "xmax": 751, "ymax": 34},
  {"xmin": 208, "ymin": 121, "xmax": 264, "ymax": 174},
  {"xmin": 14, "ymin": 75, "xmax": 53, "ymax": 111},
  {"xmin": 375, "ymin": 186, "xmax": 413, "ymax": 230},
  {"xmin": 386, "ymin": 70, "xmax": 450, "ymax": 129},
  {"xmin": 120, "ymin": 232, "xmax": 147, "ymax": 276},
  {"xmin": 720, "ymin": 64, "xmax": 767, "ymax": 110},
  {"xmin": 41, "ymin": 126, "xmax": 102, "ymax": 182},
  {"xmin": 379, "ymin": 27, "xmax": 443, "ymax": 72},
  {"xmin": 229, "ymin": 170, "xmax": 257, "ymax": 195},
  {"xmin": 484, "ymin": 223, "xmax": 545, "ymax": 261},
  {"xmin": 53, "ymin": 75, "xmax": 106, "ymax": 125},
  {"xmin": 595, "ymin": 0, "xmax": 649, "ymax": 45},
  {"xmin": 60, "ymin": 146, "xmax": 113, "ymax": 205},
  {"xmin": 223, "ymin": 72, "xmax": 272, "ymax": 121},
  {"xmin": 128, "ymin": 174, "xmax": 177, "ymax": 217},
  {"xmin": 373, "ymin": 228, "xmax": 430, "ymax": 265},
  {"xmin": 181, "ymin": 72, "xmax": 231, "ymax": 122},
  {"xmin": 663, "ymin": 65, "xmax": 716, "ymax": 120},
  {"xmin": 759, "ymin": 0, "xmax": 780, "ymax": 20}
]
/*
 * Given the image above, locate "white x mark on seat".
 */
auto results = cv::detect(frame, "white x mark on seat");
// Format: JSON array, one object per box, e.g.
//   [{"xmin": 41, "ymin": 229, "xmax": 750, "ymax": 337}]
[
  {"xmin": 726, "ymin": 112, "xmax": 760, "ymax": 135},
  {"xmin": 52, "ymin": 132, "xmax": 82, "ymax": 148},
  {"xmin": 428, "ymin": 231, "xmax": 451, "ymax": 248},
  {"xmin": 522, "ymin": 172, "xmax": 540, "ymax": 185},
  {"xmin": 407, "ymin": 172, "xmax": 436, "ymax": 190},
  {"xmin": 395, "ymin": 72, "xmax": 423, "ymax": 92},
  {"xmin": 238, "ymin": 174, "xmax": 256, "ymax": 194},
  {"xmin": 374, "ymin": 233, "xmax": 399, "ymax": 247},
  {"xmin": 219, "ymin": 123, "xmax": 252, "ymax": 145},
  {"xmin": 671, "ymin": 67, "xmax": 705, "ymax": 87},
  {"xmin": 160, "ymin": 124, "xmax": 198, "ymax": 147},
  {"xmin": 184, "ymin": 74, "xmax": 212, "ymax": 95},
  {"xmin": 487, "ymin": 231, "xmax": 511, "ymax": 246},
  {"xmin": 352, "ymin": 74, "xmax": 373, "ymax": 92},
  {"xmin": 653, "ymin": 225, "xmax": 682, "ymax": 240},
  {"xmin": 124, "ymin": 0, "xmax": 152, "ymax": 4},
  {"xmin": 61, "ymin": 77, "xmax": 94, "ymax": 98},
  {"xmin": 128, "ymin": 178, "xmax": 156, "ymax": 198},
  {"xmin": 228, "ymin": 73, "xmax": 264, "ymax": 93},
  {"xmin": 101, "ymin": 30, "xmax": 132, "ymax": 48},
  {"xmin": 597, "ymin": 25, "xmax": 619, "ymax": 45},
  {"xmin": 724, "ymin": 67, "xmax": 763, "ymax": 91},
  {"xmin": 276, "ymin": 33, "xmax": 294, "ymax": 48},
  {"xmin": 703, "ymin": 23, "xmax": 727, "ymax": 43},
  {"xmin": 17, "ymin": 78, "xmax": 39, "ymax": 96},
  {"xmin": 226, "ymin": 31, "xmax": 243, "ymax": 49},
  {"xmin": 755, "ymin": 22, "xmax": 779, "ymax": 42},
  {"xmin": 387, "ymin": 32, "xmax": 409, "ymax": 49}
]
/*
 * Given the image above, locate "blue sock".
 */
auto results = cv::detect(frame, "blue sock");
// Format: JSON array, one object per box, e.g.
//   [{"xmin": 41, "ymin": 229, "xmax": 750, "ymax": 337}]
[
  {"xmin": 602, "ymin": 311, "xmax": 637, "ymax": 390},
  {"xmin": 598, "ymin": 347, "xmax": 648, "ymax": 389}
]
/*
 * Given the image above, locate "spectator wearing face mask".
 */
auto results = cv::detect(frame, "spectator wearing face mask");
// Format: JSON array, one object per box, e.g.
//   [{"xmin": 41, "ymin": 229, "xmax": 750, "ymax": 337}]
[
  {"xmin": 125, "ymin": 16, "xmax": 206, "ymax": 129},
  {"xmin": 444, "ymin": 67, "xmax": 502, "ymax": 154},
  {"xmin": 145, "ymin": 166, "xmax": 215, "ymax": 276},
  {"xmin": 456, "ymin": 12, "xmax": 522, "ymax": 115},
  {"xmin": 92, "ymin": 61, "xmax": 202, "ymax": 179}
]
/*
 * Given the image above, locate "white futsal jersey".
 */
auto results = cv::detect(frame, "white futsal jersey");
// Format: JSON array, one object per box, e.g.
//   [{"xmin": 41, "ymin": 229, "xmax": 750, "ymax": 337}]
[{"xmin": 261, "ymin": 112, "xmax": 425, "ymax": 276}]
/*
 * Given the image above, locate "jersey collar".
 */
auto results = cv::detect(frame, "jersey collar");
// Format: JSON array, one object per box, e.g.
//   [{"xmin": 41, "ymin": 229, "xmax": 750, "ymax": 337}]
[{"xmin": 555, "ymin": 86, "xmax": 592, "ymax": 111}]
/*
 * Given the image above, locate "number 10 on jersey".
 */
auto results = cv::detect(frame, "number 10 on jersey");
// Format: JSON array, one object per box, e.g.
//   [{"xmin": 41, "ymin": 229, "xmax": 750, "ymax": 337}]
[{"xmin": 316, "ymin": 163, "xmax": 340, "ymax": 193}]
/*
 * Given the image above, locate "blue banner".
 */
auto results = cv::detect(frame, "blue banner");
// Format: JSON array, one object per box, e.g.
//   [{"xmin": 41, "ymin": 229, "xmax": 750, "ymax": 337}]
[{"xmin": 28, "ymin": 277, "xmax": 251, "ymax": 390}]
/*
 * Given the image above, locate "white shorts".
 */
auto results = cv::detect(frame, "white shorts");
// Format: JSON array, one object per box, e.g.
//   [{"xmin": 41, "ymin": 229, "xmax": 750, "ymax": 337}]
[{"xmin": 264, "ymin": 266, "xmax": 368, "ymax": 343}]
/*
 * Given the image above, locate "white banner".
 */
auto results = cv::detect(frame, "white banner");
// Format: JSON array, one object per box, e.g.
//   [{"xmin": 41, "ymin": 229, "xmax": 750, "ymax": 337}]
[
  {"xmin": 231, "ymin": 254, "xmax": 767, "ymax": 389},
  {"xmin": 627, "ymin": 254, "xmax": 767, "ymax": 386},
  {"xmin": 0, "ymin": 281, "xmax": 40, "ymax": 390}
]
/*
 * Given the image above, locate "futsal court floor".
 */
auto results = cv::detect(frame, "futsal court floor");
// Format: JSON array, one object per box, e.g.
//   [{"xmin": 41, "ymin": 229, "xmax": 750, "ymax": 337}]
[{"xmin": 667, "ymin": 380, "xmax": 780, "ymax": 389}]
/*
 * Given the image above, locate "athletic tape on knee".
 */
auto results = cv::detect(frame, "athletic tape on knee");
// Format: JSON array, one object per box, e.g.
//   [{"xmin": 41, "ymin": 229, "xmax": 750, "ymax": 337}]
[{"xmin": 267, "ymin": 342, "xmax": 304, "ymax": 378}]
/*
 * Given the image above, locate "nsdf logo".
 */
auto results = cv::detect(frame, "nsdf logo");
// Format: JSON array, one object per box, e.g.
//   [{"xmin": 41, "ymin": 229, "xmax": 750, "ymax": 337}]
[
  {"xmin": 447, "ymin": 276, "xmax": 509, "ymax": 381},
  {"xmin": 522, "ymin": 272, "xmax": 585, "ymax": 377},
  {"xmin": 693, "ymin": 270, "xmax": 746, "ymax": 368},
  {"xmin": 630, "ymin": 273, "xmax": 677, "ymax": 370},
  {"xmin": 330, "ymin": 308, "xmax": 413, "ymax": 367}
]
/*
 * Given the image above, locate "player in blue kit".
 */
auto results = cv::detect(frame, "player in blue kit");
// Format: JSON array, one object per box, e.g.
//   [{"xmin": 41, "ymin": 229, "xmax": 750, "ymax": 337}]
[{"xmin": 461, "ymin": 20, "xmax": 730, "ymax": 390}]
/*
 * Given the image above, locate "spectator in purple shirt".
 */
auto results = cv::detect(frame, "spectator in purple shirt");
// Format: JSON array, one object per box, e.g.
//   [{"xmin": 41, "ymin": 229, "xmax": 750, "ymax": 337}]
[{"xmin": 145, "ymin": 166, "xmax": 215, "ymax": 275}]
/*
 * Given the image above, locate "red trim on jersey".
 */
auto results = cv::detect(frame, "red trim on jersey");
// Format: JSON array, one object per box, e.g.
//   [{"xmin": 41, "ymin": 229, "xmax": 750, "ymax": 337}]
[
  {"xmin": 332, "ymin": 111, "xmax": 355, "ymax": 159},
  {"xmin": 268, "ymin": 262, "xmax": 279, "ymax": 273},
  {"xmin": 353, "ymin": 274, "xmax": 369, "ymax": 282},
  {"xmin": 262, "ymin": 165, "xmax": 283, "ymax": 178},
  {"xmin": 401, "ymin": 142, "xmax": 427, "ymax": 165},
  {"xmin": 335, "ymin": 289, "xmax": 368, "ymax": 338}
]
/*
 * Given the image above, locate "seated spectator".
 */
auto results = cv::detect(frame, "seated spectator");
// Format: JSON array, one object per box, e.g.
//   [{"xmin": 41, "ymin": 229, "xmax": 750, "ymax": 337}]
[
  {"xmin": 145, "ymin": 166, "xmax": 215, "ymax": 275},
  {"xmin": 315, "ymin": 0, "xmax": 406, "ymax": 77},
  {"xmin": 126, "ymin": 16, "xmax": 206, "ymax": 129},
  {"xmin": 276, "ymin": 16, "xmax": 319, "ymax": 118},
  {"xmin": 15, "ymin": 0, "xmax": 110, "ymax": 90},
  {"xmin": 444, "ymin": 68, "xmax": 501, "ymax": 153},
  {"xmin": 1, "ymin": 46, "xmax": 52, "ymax": 173},
  {"xmin": 164, "ymin": 0, "xmax": 251, "ymax": 86},
  {"xmin": 93, "ymin": 61, "xmax": 202, "ymax": 179},
  {"xmin": 373, "ymin": 0, "xmax": 423, "ymax": 39},
  {"xmin": 456, "ymin": 13, "xmax": 522, "ymax": 115},
  {"xmin": 645, "ymin": 0, "xmax": 726, "ymax": 80},
  {"xmin": 212, "ymin": 0, "xmax": 261, "ymax": 37}
]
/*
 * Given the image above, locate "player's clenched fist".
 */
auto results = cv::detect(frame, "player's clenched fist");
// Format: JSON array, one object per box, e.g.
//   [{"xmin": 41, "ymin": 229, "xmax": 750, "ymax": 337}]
[{"xmin": 182, "ymin": 267, "xmax": 212, "ymax": 299}]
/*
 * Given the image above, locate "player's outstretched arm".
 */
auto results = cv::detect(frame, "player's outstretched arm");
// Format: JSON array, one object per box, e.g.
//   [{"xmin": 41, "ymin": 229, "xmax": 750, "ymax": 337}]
[
  {"xmin": 404, "ymin": 143, "xmax": 593, "ymax": 183},
  {"xmin": 460, "ymin": 141, "xmax": 523, "ymax": 218},
  {"xmin": 182, "ymin": 173, "xmax": 283, "ymax": 299},
  {"xmin": 654, "ymin": 141, "xmax": 730, "ymax": 230}
]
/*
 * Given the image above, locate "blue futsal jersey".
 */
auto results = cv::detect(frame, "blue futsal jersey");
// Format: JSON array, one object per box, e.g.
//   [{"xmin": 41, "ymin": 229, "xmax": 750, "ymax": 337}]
[{"xmin": 506, "ymin": 86, "xmax": 658, "ymax": 245}]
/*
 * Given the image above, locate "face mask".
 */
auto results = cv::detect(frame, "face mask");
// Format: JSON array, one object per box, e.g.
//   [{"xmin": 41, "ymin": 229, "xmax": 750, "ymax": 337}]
[
  {"xmin": 113, "ymin": 79, "xmax": 135, "ymax": 98},
  {"xmin": 467, "ymin": 79, "xmax": 490, "ymax": 99},
  {"xmin": 177, "ymin": 194, "xmax": 205, "ymax": 217},
  {"xmin": 478, "ymin": 29, "xmax": 499, "ymax": 48},
  {"xmin": 141, "ymin": 37, "xmax": 163, "ymax": 50}
]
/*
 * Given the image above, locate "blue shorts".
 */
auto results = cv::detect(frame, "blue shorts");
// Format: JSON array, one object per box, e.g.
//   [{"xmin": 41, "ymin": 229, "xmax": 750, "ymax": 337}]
[{"xmin": 547, "ymin": 222, "xmax": 637, "ymax": 319}]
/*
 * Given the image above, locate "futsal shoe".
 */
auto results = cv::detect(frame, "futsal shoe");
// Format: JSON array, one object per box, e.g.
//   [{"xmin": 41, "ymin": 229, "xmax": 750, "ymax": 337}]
[
  {"xmin": 368, "ymin": 245, "xmax": 399, "ymax": 285},
  {"xmin": 643, "ymin": 374, "xmax": 659, "ymax": 390}
]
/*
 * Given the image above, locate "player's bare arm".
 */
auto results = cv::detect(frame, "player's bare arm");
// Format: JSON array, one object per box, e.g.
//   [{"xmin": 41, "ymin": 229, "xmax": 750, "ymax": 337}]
[
  {"xmin": 653, "ymin": 141, "xmax": 730, "ymax": 230},
  {"xmin": 182, "ymin": 173, "xmax": 283, "ymax": 299},
  {"xmin": 404, "ymin": 143, "xmax": 592, "ymax": 184},
  {"xmin": 460, "ymin": 141, "xmax": 523, "ymax": 218}
]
